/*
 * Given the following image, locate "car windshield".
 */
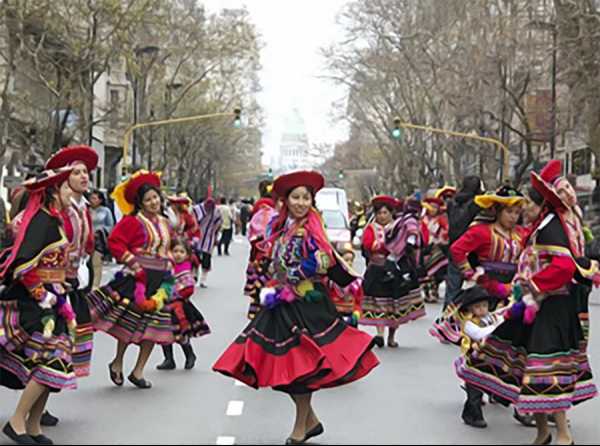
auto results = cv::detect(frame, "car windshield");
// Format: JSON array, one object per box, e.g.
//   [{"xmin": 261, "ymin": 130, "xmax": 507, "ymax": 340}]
[{"xmin": 322, "ymin": 210, "xmax": 347, "ymax": 229}]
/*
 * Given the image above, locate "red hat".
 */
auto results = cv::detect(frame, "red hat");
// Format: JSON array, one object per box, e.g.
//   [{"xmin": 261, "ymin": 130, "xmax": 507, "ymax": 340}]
[
  {"xmin": 273, "ymin": 170, "xmax": 324, "ymax": 198},
  {"xmin": 125, "ymin": 172, "xmax": 161, "ymax": 204},
  {"xmin": 168, "ymin": 195, "xmax": 192, "ymax": 206},
  {"xmin": 22, "ymin": 167, "xmax": 74, "ymax": 192},
  {"xmin": 252, "ymin": 197, "xmax": 275, "ymax": 216},
  {"xmin": 371, "ymin": 195, "xmax": 402, "ymax": 210},
  {"xmin": 45, "ymin": 145, "xmax": 99, "ymax": 171},
  {"xmin": 111, "ymin": 170, "xmax": 162, "ymax": 214},
  {"xmin": 531, "ymin": 159, "xmax": 565, "ymax": 209}
]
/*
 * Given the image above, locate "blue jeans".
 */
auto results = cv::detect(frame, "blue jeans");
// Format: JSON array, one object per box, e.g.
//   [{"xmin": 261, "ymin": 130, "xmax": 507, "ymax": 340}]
[{"xmin": 444, "ymin": 261, "xmax": 463, "ymax": 308}]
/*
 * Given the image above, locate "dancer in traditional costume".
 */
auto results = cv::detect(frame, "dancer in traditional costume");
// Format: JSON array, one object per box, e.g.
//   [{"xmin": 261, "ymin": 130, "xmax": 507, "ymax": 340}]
[
  {"xmin": 40, "ymin": 145, "xmax": 98, "ymax": 427},
  {"xmin": 360, "ymin": 195, "xmax": 402, "ymax": 347},
  {"xmin": 156, "ymin": 237, "xmax": 210, "ymax": 371},
  {"xmin": 456, "ymin": 160, "xmax": 598, "ymax": 445},
  {"xmin": 0, "ymin": 167, "xmax": 77, "ymax": 445},
  {"xmin": 430, "ymin": 186, "xmax": 525, "ymax": 345},
  {"xmin": 244, "ymin": 195, "xmax": 277, "ymax": 319},
  {"xmin": 213, "ymin": 171, "xmax": 379, "ymax": 444},
  {"xmin": 454, "ymin": 286, "xmax": 504, "ymax": 429},
  {"xmin": 421, "ymin": 196, "xmax": 449, "ymax": 303},
  {"xmin": 87, "ymin": 171, "xmax": 175, "ymax": 389},
  {"xmin": 385, "ymin": 198, "xmax": 427, "ymax": 330}
]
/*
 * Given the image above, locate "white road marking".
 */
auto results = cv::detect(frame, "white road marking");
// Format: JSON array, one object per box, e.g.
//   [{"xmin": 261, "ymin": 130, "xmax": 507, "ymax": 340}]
[
  {"xmin": 234, "ymin": 379, "xmax": 247, "ymax": 387},
  {"xmin": 216, "ymin": 436, "xmax": 236, "ymax": 445},
  {"xmin": 226, "ymin": 400, "xmax": 244, "ymax": 416}
]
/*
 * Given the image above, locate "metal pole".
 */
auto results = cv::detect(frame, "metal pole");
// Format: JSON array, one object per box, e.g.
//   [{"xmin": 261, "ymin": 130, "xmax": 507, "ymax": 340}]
[{"xmin": 550, "ymin": 27, "xmax": 557, "ymax": 159}]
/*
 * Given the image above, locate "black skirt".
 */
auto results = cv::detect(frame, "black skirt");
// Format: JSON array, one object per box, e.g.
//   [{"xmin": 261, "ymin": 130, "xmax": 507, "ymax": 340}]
[
  {"xmin": 456, "ymin": 289, "xmax": 597, "ymax": 413},
  {"xmin": 0, "ymin": 283, "xmax": 76, "ymax": 391},
  {"xmin": 168, "ymin": 299, "xmax": 211, "ymax": 344}
]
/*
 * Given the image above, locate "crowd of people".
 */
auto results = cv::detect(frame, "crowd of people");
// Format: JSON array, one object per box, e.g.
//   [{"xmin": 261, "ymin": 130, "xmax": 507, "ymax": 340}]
[{"xmin": 0, "ymin": 143, "xmax": 598, "ymax": 445}]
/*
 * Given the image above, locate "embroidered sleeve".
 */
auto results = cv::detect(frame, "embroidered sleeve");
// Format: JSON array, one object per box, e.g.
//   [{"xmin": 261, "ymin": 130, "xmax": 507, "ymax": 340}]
[
  {"xmin": 362, "ymin": 225, "xmax": 376, "ymax": 252},
  {"xmin": 451, "ymin": 224, "xmax": 491, "ymax": 276},
  {"xmin": 530, "ymin": 255, "xmax": 576, "ymax": 294},
  {"xmin": 108, "ymin": 216, "xmax": 143, "ymax": 271}
]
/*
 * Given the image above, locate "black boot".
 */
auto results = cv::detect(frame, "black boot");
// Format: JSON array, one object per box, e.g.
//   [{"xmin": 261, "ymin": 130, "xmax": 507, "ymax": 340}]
[
  {"xmin": 156, "ymin": 345, "xmax": 176, "ymax": 370},
  {"xmin": 181, "ymin": 343, "xmax": 197, "ymax": 370},
  {"xmin": 461, "ymin": 384, "xmax": 487, "ymax": 428}
]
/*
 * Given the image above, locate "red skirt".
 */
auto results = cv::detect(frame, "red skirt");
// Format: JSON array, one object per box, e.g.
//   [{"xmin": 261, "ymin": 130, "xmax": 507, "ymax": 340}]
[{"xmin": 213, "ymin": 291, "xmax": 379, "ymax": 393}]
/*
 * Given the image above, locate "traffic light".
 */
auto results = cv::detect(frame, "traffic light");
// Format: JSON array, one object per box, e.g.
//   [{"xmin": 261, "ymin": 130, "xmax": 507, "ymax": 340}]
[
  {"xmin": 392, "ymin": 116, "xmax": 402, "ymax": 140},
  {"xmin": 338, "ymin": 169, "xmax": 345, "ymax": 180},
  {"xmin": 233, "ymin": 107, "xmax": 242, "ymax": 129}
]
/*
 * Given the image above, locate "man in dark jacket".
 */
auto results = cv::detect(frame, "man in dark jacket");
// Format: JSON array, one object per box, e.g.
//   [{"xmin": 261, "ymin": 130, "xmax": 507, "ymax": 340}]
[{"xmin": 444, "ymin": 176, "xmax": 484, "ymax": 307}]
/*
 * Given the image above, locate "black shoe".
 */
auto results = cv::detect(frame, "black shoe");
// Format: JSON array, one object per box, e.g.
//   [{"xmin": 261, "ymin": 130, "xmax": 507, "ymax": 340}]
[
  {"xmin": 304, "ymin": 423, "xmax": 324, "ymax": 441},
  {"xmin": 30, "ymin": 434, "xmax": 54, "ymax": 445},
  {"xmin": 128, "ymin": 374, "xmax": 152, "ymax": 389},
  {"xmin": 285, "ymin": 437, "xmax": 305, "ymax": 445},
  {"xmin": 2, "ymin": 422, "xmax": 37, "ymax": 445},
  {"xmin": 39, "ymin": 411, "xmax": 58, "ymax": 428},
  {"xmin": 374, "ymin": 336, "xmax": 385, "ymax": 348},
  {"xmin": 512, "ymin": 408, "xmax": 536, "ymax": 427},
  {"xmin": 462, "ymin": 415, "xmax": 487, "ymax": 428},
  {"xmin": 108, "ymin": 363, "xmax": 124, "ymax": 386},
  {"xmin": 156, "ymin": 358, "xmax": 176, "ymax": 370}
]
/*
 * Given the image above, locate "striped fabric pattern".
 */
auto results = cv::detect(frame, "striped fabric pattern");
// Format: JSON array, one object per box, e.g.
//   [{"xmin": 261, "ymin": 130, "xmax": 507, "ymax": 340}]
[
  {"xmin": 360, "ymin": 288, "xmax": 426, "ymax": 328},
  {"xmin": 0, "ymin": 301, "xmax": 77, "ymax": 390},
  {"xmin": 455, "ymin": 336, "xmax": 598, "ymax": 413},
  {"xmin": 87, "ymin": 287, "xmax": 175, "ymax": 345},
  {"xmin": 193, "ymin": 203, "xmax": 222, "ymax": 253}
]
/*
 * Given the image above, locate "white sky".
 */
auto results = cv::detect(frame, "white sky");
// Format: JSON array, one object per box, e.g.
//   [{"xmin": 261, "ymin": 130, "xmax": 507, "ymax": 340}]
[{"xmin": 201, "ymin": 0, "xmax": 350, "ymax": 166}]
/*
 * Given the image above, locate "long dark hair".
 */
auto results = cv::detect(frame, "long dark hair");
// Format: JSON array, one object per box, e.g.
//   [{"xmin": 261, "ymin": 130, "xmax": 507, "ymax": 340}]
[
  {"xmin": 89, "ymin": 189, "xmax": 107, "ymax": 207},
  {"xmin": 133, "ymin": 184, "xmax": 163, "ymax": 215}
]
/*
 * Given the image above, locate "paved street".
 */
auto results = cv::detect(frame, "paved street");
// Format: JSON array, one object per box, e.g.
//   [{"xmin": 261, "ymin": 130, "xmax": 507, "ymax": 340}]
[{"xmin": 2, "ymin": 237, "xmax": 600, "ymax": 445}]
